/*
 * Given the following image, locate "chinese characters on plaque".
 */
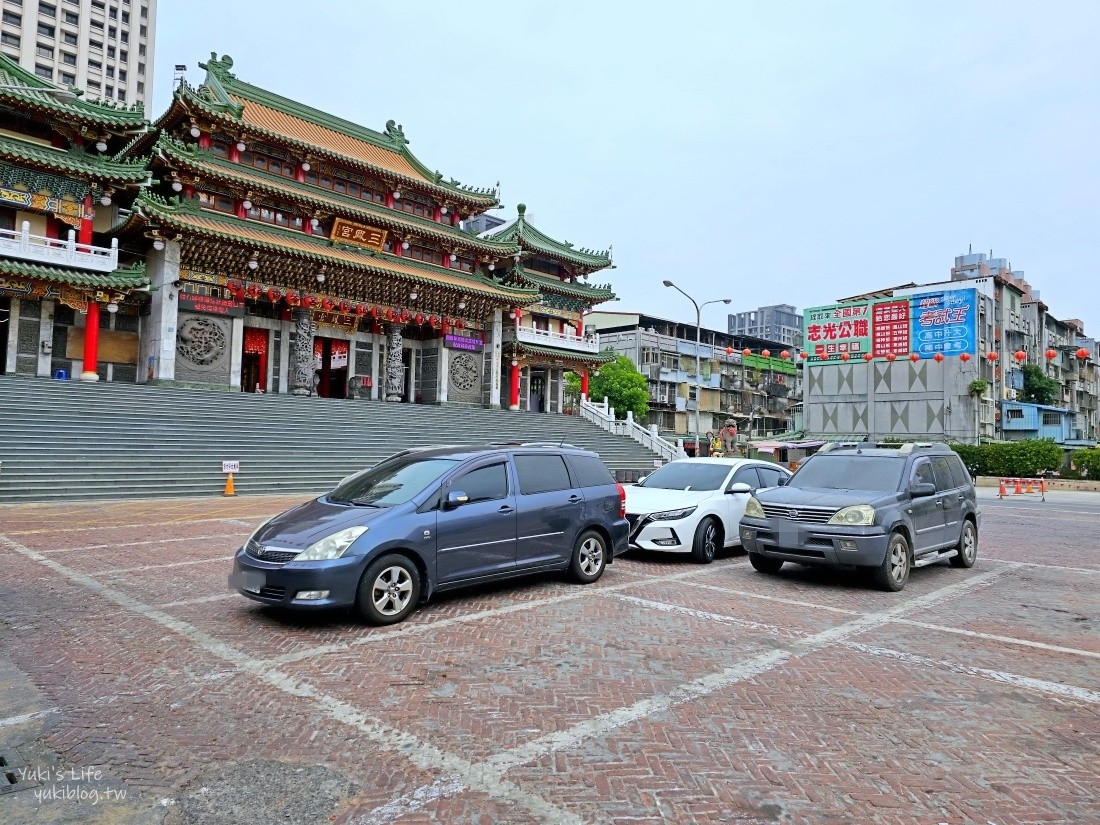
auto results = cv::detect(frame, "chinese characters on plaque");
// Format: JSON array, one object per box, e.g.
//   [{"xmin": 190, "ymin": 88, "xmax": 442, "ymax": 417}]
[{"xmin": 329, "ymin": 218, "xmax": 388, "ymax": 251}]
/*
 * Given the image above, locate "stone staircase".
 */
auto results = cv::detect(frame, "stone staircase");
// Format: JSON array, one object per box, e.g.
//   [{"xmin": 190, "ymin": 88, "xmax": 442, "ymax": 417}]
[{"xmin": 0, "ymin": 376, "xmax": 660, "ymax": 503}]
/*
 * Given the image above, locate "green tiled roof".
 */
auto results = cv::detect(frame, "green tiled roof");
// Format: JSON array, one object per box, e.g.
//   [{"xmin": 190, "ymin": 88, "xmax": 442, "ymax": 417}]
[
  {"xmin": 0, "ymin": 259, "xmax": 148, "ymax": 289},
  {"xmin": 507, "ymin": 342, "xmax": 616, "ymax": 364},
  {"xmin": 0, "ymin": 52, "xmax": 147, "ymax": 129},
  {"xmin": 152, "ymin": 136, "xmax": 520, "ymax": 257},
  {"xmin": 486, "ymin": 204, "xmax": 613, "ymax": 271},
  {"xmin": 124, "ymin": 192, "xmax": 540, "ymax": 304},
  {"xmin": 164, "ymin": 53, "xmax": 498, "ymax": 207},
  {"xmin": 0, "ymin": 133, "xmax": 150, "ymax": 185},
  {"xmin": 510, "ymin": 264, "xmax": 615, "ymax": 304}
]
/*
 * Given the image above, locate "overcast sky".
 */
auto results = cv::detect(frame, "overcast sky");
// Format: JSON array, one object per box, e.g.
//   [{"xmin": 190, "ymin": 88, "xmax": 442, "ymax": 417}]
[{"xmin": 152, "ymin": 1, "xmax": 1100, "ymax": 336}]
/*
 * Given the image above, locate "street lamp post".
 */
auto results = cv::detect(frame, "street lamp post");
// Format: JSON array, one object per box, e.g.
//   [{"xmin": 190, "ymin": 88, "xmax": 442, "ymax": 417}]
[{"xmin": 663, "ymin": 280, "xmax": 731, "ymax": 457}]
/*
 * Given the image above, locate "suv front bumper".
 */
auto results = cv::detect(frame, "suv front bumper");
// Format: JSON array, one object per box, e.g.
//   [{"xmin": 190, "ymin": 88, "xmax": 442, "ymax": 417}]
[{"xmin": 739, "ymin": 517, "xmax": 890, "ymax": 568}]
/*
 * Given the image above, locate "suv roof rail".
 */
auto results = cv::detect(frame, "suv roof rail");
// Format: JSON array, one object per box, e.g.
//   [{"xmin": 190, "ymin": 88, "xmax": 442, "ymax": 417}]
[
  {"xmin": 898, "ymin": 441, "xmax": 948, "ymax": 454},
  {"xmin": 520, "ymin": 440, "xmax": 582, "ymax": 450}
]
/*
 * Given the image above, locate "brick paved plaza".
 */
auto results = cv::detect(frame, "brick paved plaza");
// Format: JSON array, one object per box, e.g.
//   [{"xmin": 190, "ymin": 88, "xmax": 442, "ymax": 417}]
[{"xmin": 1, "ymin": 489, "xmax": 1097, "ymax": 824}]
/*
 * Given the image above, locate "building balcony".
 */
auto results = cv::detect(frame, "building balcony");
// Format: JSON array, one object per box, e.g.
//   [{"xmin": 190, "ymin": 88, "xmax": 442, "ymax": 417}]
[
  {"xmin": 505, "ymin": 325, "xmax": 599, "ymax": 354},
  {"xmin": 1, "ymin": 221, "xmax": 118, "ymax": 273}
]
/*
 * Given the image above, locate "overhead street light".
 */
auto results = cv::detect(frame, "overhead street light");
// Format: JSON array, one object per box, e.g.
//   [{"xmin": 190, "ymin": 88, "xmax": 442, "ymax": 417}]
[{"xmin": 663, "ymin": 280, "xmax": 732, "ymax": 457}]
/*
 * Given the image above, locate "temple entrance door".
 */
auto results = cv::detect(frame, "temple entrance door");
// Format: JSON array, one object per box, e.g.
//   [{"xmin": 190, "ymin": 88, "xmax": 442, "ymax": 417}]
[
  {"xmin": 529, "ymin": 370, "xmax": 547, "ymax": 413},
  {"xmin": 0, "ymin": 296, "xmax": 10, "ymax": 375},
  {"xmin": 314, "ymin": 336, "xmax": 349, "ymax": 399},
  {"xmin": 241, "ymin": 327, "xmax": 269, "ymax": 393}
]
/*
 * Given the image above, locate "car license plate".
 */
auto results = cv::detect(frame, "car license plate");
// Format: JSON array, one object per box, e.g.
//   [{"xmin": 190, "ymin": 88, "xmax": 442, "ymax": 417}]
[{"xmin": 229, "ymin": 570, "xmax": 265, "ymax": 594}]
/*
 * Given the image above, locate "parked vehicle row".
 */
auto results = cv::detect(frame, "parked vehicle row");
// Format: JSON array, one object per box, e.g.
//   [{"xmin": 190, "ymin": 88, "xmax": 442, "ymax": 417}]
[{"xmin": 229, "ymin": 442, "xmax": 980, "ymax": 624}]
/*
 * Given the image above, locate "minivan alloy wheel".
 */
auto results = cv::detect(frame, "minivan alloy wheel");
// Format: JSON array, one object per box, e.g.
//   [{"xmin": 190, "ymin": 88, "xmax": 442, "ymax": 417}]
[
  {"xmin": 357, "ymin": 553, "xmax": 422, "ymax": 625},
  {"xmin": 578, "ymin": 535, "xmax": 604, "ymax": 577},
  {"xmin": 570, "ymin": 530, "xmax": 608, "ymax": 583},
  {"xmin": 373, "ymin": 565, "xmax": 413, "ymax": 616}
]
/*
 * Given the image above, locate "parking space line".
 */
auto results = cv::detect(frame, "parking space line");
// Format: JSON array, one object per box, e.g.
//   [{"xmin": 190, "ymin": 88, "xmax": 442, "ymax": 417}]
[
  {"xmin": 843, "ymin": 642, "xmax": 1100, "ymax": 704},
  {"xmin": 889, "ymin": 618, "xmax": 1100, "ymax": 659},
  {"xmin": 88, "ymin": 556, "xmax": 236, "ymax": 577},
  {"xmin": 607, "ymin": 593, "xmax": 794, "ymax": 636},
  {"xmin": 43, "ymin": 533, "xmax": 245, "ymax": 555},
  {"xmin": 160, "ymin": 593, "xmax": 239, "ymax": 609},
  {"xmin": 982, "ymin": 558, "xmax": 1100, "ymax": 574},
  {"xmin": 4, "ymin": 516, "xmax": 266, "ymax": 536},
  {"xmin": 691, "ymin": 581, "xmax": 865, "ymax": 617},
  {"xmin": 0, "ymin": 532, "xmax": 586, "ymax": 825},
  {"xmin": 0, "ymin": 707, "xmax": 61, "ymax": 728}
]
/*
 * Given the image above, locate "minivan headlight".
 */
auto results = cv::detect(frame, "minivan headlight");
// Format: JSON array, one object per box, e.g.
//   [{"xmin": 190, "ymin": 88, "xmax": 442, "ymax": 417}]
[
  {"xmin": 828, "ymin": 505, "xmax": 876, "ymax": 526},
  {"xmin": 649, "ymin": 506, "xmax": 697, "ymax": 521},
  {"xmin": 294, "ymin": 526, "xmax": 369, "ymax": 562},
  {"xmin": 743, "ymin": 497, "xmax": 764, "ymax": 518}
]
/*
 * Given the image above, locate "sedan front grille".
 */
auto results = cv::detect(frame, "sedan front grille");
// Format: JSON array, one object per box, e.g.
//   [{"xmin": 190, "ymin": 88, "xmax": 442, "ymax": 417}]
[
  {"xmin": 760, "ymin": 503, "xmax": 839, "ymax": 524},
  {"xmin": 245, "ymin": 539, "xmax": 298, "ymax": 564}
]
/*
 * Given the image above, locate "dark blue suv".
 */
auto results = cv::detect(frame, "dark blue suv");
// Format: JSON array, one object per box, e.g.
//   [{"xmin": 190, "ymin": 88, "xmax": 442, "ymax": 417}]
[{"xmin": 229, "ymin": 443, "xmax": 629, "ymax": 624}]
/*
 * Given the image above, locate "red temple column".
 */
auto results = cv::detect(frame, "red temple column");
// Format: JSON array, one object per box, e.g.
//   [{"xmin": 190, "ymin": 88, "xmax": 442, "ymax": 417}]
[
  {"xmin": 509, "ymin": 360, "xmax": 521, "ymax": 411},
  {"xmin": 303, "ymin": 218, "xmax": 313, "ymax": 236},
  {"xmin": 581, "ymin": 370, "xmax": 589, "ymax": 399},
  {"xmin": 198, "ymin": 131, "xmax": 212, "ymax": 150},
  {"xmin": 80, "ymin": 300, "xmax": 101, "ymax": 382},
  {"xmin": 78, "ymin": 193, "xmax": 94, "ymax": 246},
  {"xmin": 295, "ymin": 164, "xmax": 306, "ymax": 183},
  {"xmin": 228, "ymin": 143, "xmax": 240, "ymax": 163}
]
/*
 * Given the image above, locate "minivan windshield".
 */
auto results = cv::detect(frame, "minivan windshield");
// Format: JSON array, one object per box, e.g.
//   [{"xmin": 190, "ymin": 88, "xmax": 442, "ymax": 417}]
[
  {"xmin": 638, "ymin": 461, "xmax": 731, "ymax": 492},
  {"xmin": 791, "ymin": 454, "xmax": 905, "ymax": 492},
  {"xmin": 329, "ymin": 457, "xmax": 459, "ymax": 506}
]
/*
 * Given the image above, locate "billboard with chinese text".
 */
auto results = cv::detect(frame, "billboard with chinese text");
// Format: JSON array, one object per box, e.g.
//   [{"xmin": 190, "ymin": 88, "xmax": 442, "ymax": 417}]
[{"xmin": 804, "ymin": 287, "xmax": 977, "ymax": 366}]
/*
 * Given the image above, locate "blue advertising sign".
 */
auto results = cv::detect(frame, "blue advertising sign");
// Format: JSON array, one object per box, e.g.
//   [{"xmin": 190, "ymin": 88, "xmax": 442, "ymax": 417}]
[{"xmin": 909, "ymin": 288, "xmax": 977, "ymax": 357}]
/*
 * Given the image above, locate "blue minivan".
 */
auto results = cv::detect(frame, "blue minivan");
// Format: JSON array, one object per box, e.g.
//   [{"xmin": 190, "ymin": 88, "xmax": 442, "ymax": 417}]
[{"xmin": 229, "ymin": 443, "xmax": 629, "ymax": 624}]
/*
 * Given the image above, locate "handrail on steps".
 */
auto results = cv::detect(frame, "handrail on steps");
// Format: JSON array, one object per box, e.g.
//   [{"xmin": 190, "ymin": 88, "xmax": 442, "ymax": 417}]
[{"xmin": 579, "ymin": 396, "xmax": 686, "ymax": 463}]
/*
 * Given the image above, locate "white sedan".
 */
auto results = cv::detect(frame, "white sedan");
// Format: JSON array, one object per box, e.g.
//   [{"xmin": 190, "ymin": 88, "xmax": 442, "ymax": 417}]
[{"xmin": 624, "ymin": 458, "xmax": 792, "ymax": 563}]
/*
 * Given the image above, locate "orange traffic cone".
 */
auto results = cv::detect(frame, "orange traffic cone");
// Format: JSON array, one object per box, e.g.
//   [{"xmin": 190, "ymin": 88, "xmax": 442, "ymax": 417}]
[
  {"xmin": 223, "ymin": 472, "xmax": 236, "ymax": 497},
  {"xmin": 1014, "ymin": 478, "xmax": 1023, "ymax": 495},
  {"xmin": 1025, "ymin": 480, "xmax": 1035, "ymax": 494},
  {"xmin": 998, "ymin": 478, "xmax": 1007, "ymax": 498}
]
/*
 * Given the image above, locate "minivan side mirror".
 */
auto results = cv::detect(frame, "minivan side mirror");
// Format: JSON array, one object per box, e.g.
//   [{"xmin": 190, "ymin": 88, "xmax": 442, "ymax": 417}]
[
  {"xmin": 909, "ymin": 481, "xmax": 936, "ymax": 497},
  {"xmin": 444, "ymin": 491, "xmax": 470, "ymax": 509},
  {"xmin": 727, "ymin": 482, "xmax": 753, "ymax": 494},
  {"xmin": 777, "ymin": 476, "xmax": 788, "ymax": 486}
]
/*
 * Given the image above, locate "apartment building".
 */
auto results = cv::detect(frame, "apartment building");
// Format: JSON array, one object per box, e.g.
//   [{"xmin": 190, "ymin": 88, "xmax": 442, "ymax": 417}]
[
  {"xmin": 728, "ymin": 303, "xmax": 803, "ymax": 348},
  {"xmin": 0, "ymin": 0, "xmax": 156, "ymax": 105}
]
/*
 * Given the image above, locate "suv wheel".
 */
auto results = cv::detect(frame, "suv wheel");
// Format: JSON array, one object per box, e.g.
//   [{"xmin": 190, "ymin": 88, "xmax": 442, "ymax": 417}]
[
  {"xmin": 873, "ymin": 532, "xmax": 910, "ymax": 592},
  {"xmin": 691, "ymin": 518, "xmax": 721, "ymax": 564},
  {"xmin": 357, "ymin": 554, "xmax": 421, "ymax": 625},
  {"xmin": 950, "ymin": 519, "xmax": 977, "ymax": 568},
  {"xmin": 749, "ymin": 552, "xmax": 784, "ymax": 574},
  {"xmin": 570, "ymin": 530, "xmax": 608, "ymax": 583}
]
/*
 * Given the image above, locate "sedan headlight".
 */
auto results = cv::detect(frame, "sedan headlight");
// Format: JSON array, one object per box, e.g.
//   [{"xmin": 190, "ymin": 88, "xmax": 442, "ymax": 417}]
[
  {"xmin": 828, "ymin": 505, "xmax": 876, "ymax": 526},
  {"xmin": 293, "ymin": 526, "xmax": 369, "ymax": 562},
  {"xmin": 743, "ymin": 497, "xmax": 764, "ymax": 518},
  {"xmin": 648, "ymin": 506, "xmax": 697, "ymax": 521}
]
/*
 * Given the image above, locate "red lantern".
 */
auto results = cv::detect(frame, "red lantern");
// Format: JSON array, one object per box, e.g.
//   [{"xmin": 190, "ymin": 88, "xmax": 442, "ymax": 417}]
[
  {"xmin": 338, "ymin": 300, "xmax": 351, "ymax": 313},
  {"xmin": 415, "ymin": 313, "xmax": 424, "ymax": 325},
  {"xmin": 725, "ymin": 346, "xmax": 733, "ymax": 355},
  {"xmin": 227, "ymin": 279, "xmax": 241, "ymax": 292},
  {"xmin": 909, "ymin": 353, "xmax": 920, "ymax": 362},
  {"xmin": 780, "ymin": 350, "xmax": 791, "ymax": 360},
  {"xmin": 285, "ymin": 290, "xmax": 300, "ymax": 307},
  {"xmin": 321, "ymin": 297, "xmax": 334, "ymax": 311},
  {"xmin": 1076, "ymin": 347, "xmax": 1090, "ymax": 360},
  {"xmin": 986, "ymin": 352, "xmax": 999, "ymax": 361},
  {"xmin": 885, "ymin": 353, "xmax": 896, "ymax": 362},
  {"xmin": 799, "ymin": 351, "xmax": 809, "ymax": 360},
  {"xmin": 1045, "ymin": 349, "xmax": 1057, "ymax": 360},
  {"xmin": 742, "ymin": 348, "xmax": 751, "ymax": 357},
  {"xmin": 1014, "ymin": 350, "xmax": 1026, "ymax": 362},
  {"xmin": 246, "ymin": 284, "xmax": 261, "ymax": 299},
  {"xmin": 863, "ymin": 353, "xmax": 873, "ymax": 362},
  {"xmin": 761, "ymin": 349, "xmax": 771, "ymax": 358},
  {"xmin": 933, "ymin": 353, "xmax": 944, "ymax": 363},
  {"xmin": 513, "ymin": 308, "xmax": 522, "ymax": 320},
  {"xmin": 266, "ymin": 287, "xmax": 281, "ymax": 302},
  {"xmin": 385, "ymin": 308, "xmax": 395, "ymax": 321},
  {"xmin": 429, "ymin": 315, "xmax": 439, "ymax": 328},
  {"xmin": 840, "ymin": 352, "xmax": 850, "ymax": 361},
  {"xmin": 400, "ymin": 310, "xmax": 410, "ymax": 323},
  {"xmin": 302, "ymin": 295, "xmax": 315, "ymax": 309},
  {"xmin": 355, "ymin": 304, "xmax": 366, "ymax": 316},
  {"xmin": 371, "ymin": 305, "xmax": 381, "ymax": 319},
  {"xmin": 455, "ymin": 318, "xmax": 465, "ymax": 329},
  {"xmin": 959, "ymin": 352, "xmax": 971, "ymax": 363}
]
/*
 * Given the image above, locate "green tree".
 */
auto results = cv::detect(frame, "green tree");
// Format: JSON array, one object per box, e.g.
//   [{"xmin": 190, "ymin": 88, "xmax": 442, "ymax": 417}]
[
  {"xmin": 1019, "ymin": 364, "xmax": 1060, "ymax": 406},
  {"xmin": 587, "ymin": 354, "xmax": 649, "ymax": 421}
]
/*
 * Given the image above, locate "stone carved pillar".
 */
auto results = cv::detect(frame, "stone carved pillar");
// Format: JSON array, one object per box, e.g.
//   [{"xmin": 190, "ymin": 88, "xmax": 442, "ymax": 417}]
[
  {"xmin": 290, "ymin": 310, "xmax": 315, "ymax": 396},
  {"xmin": 385, "ymin": 324, "xmax": 404, "ymax": 401}
]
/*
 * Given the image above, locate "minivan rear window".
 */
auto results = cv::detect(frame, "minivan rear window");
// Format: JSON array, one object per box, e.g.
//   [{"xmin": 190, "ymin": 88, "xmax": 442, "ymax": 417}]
[
  {"xmin": 565, "ymin": 454, "xmax": 614, "ymax": 488},
  {"xmin": 514, "ymin": 454, "xmax": 572, "ymax": 494}
]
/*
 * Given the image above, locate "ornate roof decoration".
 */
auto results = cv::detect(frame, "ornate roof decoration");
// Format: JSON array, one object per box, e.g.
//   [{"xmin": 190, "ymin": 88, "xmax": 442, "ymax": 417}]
[
  {"xmin": 507, "ymin": 264, "xmax": 615, "ymax": 305},
  {"xmin": 122, "ymin": 192, "xmax": 539, "ymax": 304},
  {"xmin": 0, "ymin": 258, "xmax": 148, "ymax": 290},
  {"xmin": 150, "ymin": 135, "xmax": 520, "ymax": 257},
  {"xmin": 165, "ymin": 53, "xmax": 499, "ymax": 209},
  {"xmin": 0, "ymin": 52, "xmax": 147, "ymax": 129},
  {"xmin": 0, "ymin": 134, "xmax": 151, "ymax": 187},
  {"xmin": 506, "ymin": 341, "xmax": 616, "ymax": 365},
  {"xmin": 484, "ymin": 203, "xmax": 614, "ymax": 272}
]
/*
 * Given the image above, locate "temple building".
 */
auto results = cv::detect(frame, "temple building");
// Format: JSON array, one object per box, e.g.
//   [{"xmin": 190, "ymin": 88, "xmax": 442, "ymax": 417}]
[
  {"xmin": 1, "ymin": 52, "xmax": 150, "ymax": 381},
  {"xmin": 109, "ymin": 53, "xmax": 616, "ymax": 407}
]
